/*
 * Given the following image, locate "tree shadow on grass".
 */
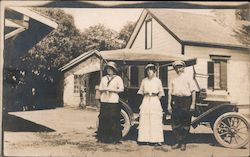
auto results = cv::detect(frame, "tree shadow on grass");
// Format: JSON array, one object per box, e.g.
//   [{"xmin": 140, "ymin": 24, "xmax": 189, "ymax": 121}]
[{"xmin": 3, "ymin": 114, "xmax": 55, "ymax": 132}]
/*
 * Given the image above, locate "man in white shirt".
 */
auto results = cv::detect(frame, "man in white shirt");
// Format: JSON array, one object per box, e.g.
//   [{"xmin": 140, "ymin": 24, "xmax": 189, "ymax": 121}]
[{"xmin": 168, "ymin": 60, "xmax": 196, "ymax": 151}]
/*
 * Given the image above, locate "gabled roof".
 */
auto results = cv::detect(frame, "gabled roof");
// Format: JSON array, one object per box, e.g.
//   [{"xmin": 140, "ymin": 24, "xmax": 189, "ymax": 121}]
[
  {"xmin": 5, "ymin": 7, "xmax": 58, "ymax": 40},
  {"xmin": 59, "ymin": 50, "xmax": 99, "ymax": 72},
  {"xmin": 8, "ymin": 7, "xmax": 58, "ymax": 29},
  {"xmin": 126, "ymin": 9, "xmax": 249, "ymax": 49}
]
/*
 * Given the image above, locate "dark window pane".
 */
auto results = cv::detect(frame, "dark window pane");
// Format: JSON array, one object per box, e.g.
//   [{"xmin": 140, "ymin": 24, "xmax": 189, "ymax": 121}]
[
  {"xmin": 207, "ymin": 61, "xmax": 214, "ymax": 88},
  {"xmin": 220, "ymin": 60, "xmax": 227, "ymax": 90},
  {"xmin": 159, "ymin": 66, "xmax": 168, "ymax": 87},
  {"xmin": 130, "ymin": 66, "xmax": 138, "ymax": 87},
  {"xmin": 145, "ymin": 20, "xmax": 152, "ymax": 49}
]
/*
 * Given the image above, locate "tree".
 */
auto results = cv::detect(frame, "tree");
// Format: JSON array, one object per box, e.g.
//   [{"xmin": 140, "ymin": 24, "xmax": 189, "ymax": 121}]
[
  {"xmin": 236, "ymin": 8, "xmax": 250, "ymax": 21},
  {"xmin": 24, "ymin": 10, "xmax": 136, "ymax": 78},
  {"xmin": 17, "ymin": 8, "xmax": 86, "ymax": 109},
  {"xmin": 6, "ymin": 8, "xmax": 136, "ymax": 110},
  {"xmin": 23, "ymin": 8, "xmax": 85, "ymax": 82},
  {"xmin": 118, "ymin": 21, "xmax": 136, "ymax": 48},
  {"xmin": 81, "ymin": 24, "xmax": 122, "ymax": 51},
  {"xmin": 234, "ymin": 24, "xmax": 250, "ymax": 47},
  {"xmin": 234, "ymin": 8, "xmax": 250, "ymax": 47}
]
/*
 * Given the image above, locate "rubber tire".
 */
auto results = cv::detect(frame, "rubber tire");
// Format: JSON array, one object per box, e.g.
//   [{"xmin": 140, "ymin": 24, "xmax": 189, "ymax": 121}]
[{"xmin": 213, "ymin": 112, "xmax": 249, "ymax": 149}]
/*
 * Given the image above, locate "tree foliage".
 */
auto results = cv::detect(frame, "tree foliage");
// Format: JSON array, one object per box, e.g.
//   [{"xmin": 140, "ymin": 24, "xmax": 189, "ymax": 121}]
[
  {"xmin": 24, "ymin": 8, "xmax": 85, "ymax": 74},
  {"xmin": 118, "ymin": 21, "xmax": 136, "ymax": 48},
  {"xmin": 236, "ymin": 8, "xmax": 250, "ymax": 21},
  {"xmin": 234, "ymin": 24, "xmax": 250, "ymax": 47},
  {"xmin": 22, "ymin": 8, "xmax": 135, "ymax": 82},
  {"xmin": 234, "ymin": 8, "xmax": 250, "ymax": 47},
  {"xmin": 81, "ymin": 24, "xmax": 122, "ymax": 51}
]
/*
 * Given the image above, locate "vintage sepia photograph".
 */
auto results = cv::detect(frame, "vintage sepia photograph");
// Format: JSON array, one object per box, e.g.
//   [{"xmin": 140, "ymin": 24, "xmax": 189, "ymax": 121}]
[{"xmin": 0, "ymin": 1, "xmax": 249, "ymax": 157}]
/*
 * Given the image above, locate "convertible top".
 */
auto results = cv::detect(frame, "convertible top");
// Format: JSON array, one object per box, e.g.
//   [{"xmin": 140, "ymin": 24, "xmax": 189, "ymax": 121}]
[{"xmin": 98, "ymin": 49, "xmax": 197, "ymax": 67}]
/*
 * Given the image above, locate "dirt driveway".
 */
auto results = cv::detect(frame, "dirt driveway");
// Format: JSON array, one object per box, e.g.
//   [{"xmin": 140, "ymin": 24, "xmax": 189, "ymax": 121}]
[{"xmin": 4, "ymin": 107, "xmax": 249, "ymax": 157}]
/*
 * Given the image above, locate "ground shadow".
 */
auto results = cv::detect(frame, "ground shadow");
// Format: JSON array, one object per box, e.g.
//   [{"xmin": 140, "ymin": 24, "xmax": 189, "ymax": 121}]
[
  {"xmin": 3, "ymin": 114, "xmax": 55, "ymax": 132},
  {"xmin": 124, "ymin": 127, "xmax": 219, "ymax": 146}
]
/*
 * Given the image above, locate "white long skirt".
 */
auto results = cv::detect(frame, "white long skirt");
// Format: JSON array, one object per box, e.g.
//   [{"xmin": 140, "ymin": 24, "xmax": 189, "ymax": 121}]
[{"xmin": 137, "ymin": 96, "xmax": 164, "ymax": 143}]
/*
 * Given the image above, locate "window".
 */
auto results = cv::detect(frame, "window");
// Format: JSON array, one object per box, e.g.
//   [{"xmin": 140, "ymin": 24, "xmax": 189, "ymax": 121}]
[
  {"xmin": 74, "ymin": 75, "xmax": 82, "ymax": 93},
  {"xmin": 208, "ymin": 55, "xmax": 229, "ymax": 90},
  {"xmin": 159, "ymin": 66, "xmax": 168, "ymax": 87},
  {"xmin": 145, "ymin": 19, "xmax": 152, "ymax": 49}
]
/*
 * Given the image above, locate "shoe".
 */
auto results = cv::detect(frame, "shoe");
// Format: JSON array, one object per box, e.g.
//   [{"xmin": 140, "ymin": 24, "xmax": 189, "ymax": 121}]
[
  {"xmin": 137, "ymin": 142, "xmax": 148, "ymax": 145},
  {"xmin": 180, "ymin": 144, "xmax": 186, "ymax": 151},
  {"xmin": 112, "ymin": 141, "xmax": 122, "ymax": 144},
  {"xmin": 171, "ymin": 143, "xmax": 181, "ymax": 149},
  {"xmin": 154, "ymin": 142, "xmax": 162, "ymax": 146}
]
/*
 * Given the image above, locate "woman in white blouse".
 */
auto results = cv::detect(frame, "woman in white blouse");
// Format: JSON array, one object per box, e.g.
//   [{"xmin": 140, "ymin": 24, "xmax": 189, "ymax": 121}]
[
  {"xmin": 97, "ymin": 61, "xmax": 124, "ymax": 144},
  {"xmin": 137, "ymin": 64, "xmax": 165, "ymax": 146}
]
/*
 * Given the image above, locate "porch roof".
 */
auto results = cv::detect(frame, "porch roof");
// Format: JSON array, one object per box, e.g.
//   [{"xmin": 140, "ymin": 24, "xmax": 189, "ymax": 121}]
[{"xmin": 59, "ymin": 50, "xmax": 99, "ymax": 72}]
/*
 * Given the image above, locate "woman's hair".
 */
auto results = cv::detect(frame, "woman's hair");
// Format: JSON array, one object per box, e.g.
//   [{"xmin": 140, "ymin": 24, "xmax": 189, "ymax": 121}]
[
  {"xmin": 104, "ymin": 66, "xmax": 117, "ymax": 75},
  {"xmin": 145, "ymin": 66, "xmax": 157, "ymax": 77}
]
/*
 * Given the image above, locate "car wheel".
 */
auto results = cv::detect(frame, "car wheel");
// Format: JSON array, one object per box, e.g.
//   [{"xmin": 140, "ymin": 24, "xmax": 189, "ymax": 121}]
[
  {"xmin": 120, "ymin": 109, "xmax": 131, "ymax": 137},
  {"xmin": 213, "ymin": 112, "xmax": 249, "ymax": 149}
]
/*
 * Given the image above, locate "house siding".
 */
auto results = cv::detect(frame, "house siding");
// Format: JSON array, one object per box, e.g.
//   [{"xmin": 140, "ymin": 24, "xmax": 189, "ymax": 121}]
[
  {"xmin": 63, "ymin": 55, "xmax": 100, "ymax": 107},
  {"xmin": 63, "ymin": 74, "xmax": 80, "ymax": 107},
  {"xmin": 185, "ymin": 45, "xmax": 250, "ymax": 105},
  {"xmin": 130, "ymin": 15, "xmax": 182, "ymax": 54}
]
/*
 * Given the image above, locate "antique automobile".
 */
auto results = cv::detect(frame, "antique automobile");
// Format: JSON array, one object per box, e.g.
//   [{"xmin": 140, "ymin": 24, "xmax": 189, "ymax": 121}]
[{"xmin": 95, "ymin": 49, "xmax": 249, "ymax": 149}]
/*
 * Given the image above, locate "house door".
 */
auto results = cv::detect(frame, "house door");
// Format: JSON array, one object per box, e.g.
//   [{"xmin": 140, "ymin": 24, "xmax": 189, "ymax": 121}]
[{"xmin": 86, "ymin": 71, "xmax": 100, "ymax": 107}]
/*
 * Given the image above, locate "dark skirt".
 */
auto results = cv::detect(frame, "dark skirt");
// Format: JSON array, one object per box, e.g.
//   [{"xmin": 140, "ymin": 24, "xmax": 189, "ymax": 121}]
[
  {"xmin": 97, "ymin": 102, "xmax": 122, "ymax": 143},
  {"xmin": 171, "ymin": 95, "xmax": 192, "ymax": 144}
]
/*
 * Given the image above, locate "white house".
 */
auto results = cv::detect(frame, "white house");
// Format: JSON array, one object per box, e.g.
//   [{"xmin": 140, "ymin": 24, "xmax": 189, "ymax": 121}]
[
  {"xmin": 61, "ymin": 9, "xmax": 249, "ymax": 109},
  {"xmin": 125, "ymin": 9, "xmax": 249, "ymax": 106}
]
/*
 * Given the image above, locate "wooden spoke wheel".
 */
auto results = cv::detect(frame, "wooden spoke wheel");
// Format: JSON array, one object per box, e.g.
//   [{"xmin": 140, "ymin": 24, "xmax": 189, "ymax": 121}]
[
  {"xmin": 120, "ymin": 109, "xmax": 131, "ymax": 137},
  {"xmin": 213, "ymin": 112, "xmax": 249, "ymax": 149}
]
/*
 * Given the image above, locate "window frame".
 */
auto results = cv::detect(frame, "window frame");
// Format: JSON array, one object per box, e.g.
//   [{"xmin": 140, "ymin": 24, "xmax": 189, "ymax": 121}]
[
  {"xmin": 207, "ymin": 55, "xmax": 230, "ymax": 91},
  {"xmin": 74, "ymin": 75, "xmax": 83, "ymax": 93},
  {"xmin": 145, "ymin": 18, "xmax": 152, "ymax": 50}
]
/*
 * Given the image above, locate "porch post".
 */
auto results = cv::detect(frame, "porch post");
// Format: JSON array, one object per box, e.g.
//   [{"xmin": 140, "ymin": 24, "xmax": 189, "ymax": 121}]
[
  {"xmin": 156, "ymin": 63, "xmax": 160, "ymax": 77},
  {"xmin": 100, "ymin": 59, "xmax": 103, "ymax": 78}
]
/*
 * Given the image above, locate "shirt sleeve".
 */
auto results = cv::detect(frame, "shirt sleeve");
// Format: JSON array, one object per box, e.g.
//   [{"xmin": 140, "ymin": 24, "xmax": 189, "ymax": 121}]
[
  {"xmin": 168, "ymin": 80, "xmax": 173, "ymax": 95},
  {"xmin": 98, "ymin": 77, "xmax": 106, "ymax": 91},
  {"xmin": 137, "ymin": 79, "xmax": 144, "ymax": 95},
  {"xmin": 117, "ymin": 76, "xmax": 124, "ymax": 92},
  {"xmin": 189, "ymin": 78, "xmax": 197, "ymax": 93},
  {"xmin": 158, "ymin": 79, "xmax": 165, "ymax": 97}
]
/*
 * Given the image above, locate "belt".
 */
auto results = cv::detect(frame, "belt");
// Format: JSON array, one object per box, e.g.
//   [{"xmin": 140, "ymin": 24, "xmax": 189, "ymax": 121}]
[
  {"xmin": 144, "ymin": 93, "xmax": 158, "ymax": 96},
  {"xmin": 172, "ymin": 95, "xmax": 191, "ymax": 97}
]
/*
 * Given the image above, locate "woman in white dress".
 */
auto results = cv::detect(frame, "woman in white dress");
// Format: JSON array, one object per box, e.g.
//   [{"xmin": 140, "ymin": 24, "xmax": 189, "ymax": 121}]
[{"xmin": 137, "ymin": 64, "xmax": 165, "ymax": 146}]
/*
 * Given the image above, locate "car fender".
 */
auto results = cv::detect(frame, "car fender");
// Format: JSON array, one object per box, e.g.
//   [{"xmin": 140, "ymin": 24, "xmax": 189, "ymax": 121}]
[{"xmin": 191, "ymin": 103, "xmax": 237, "ymax": 128}]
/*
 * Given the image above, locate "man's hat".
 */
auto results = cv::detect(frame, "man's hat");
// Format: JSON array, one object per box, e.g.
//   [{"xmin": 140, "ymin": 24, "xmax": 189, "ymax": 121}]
[
  {"xmin": 105, "ymin": 61, "xmax": 118, "ymax": 73},
  {"xmin": 145, "ymin": 63, "xmax": 156, "ymax": 71},
  {"xmin": 172, "ymin": 60, "xmax": 185, "ymax": 68}
]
